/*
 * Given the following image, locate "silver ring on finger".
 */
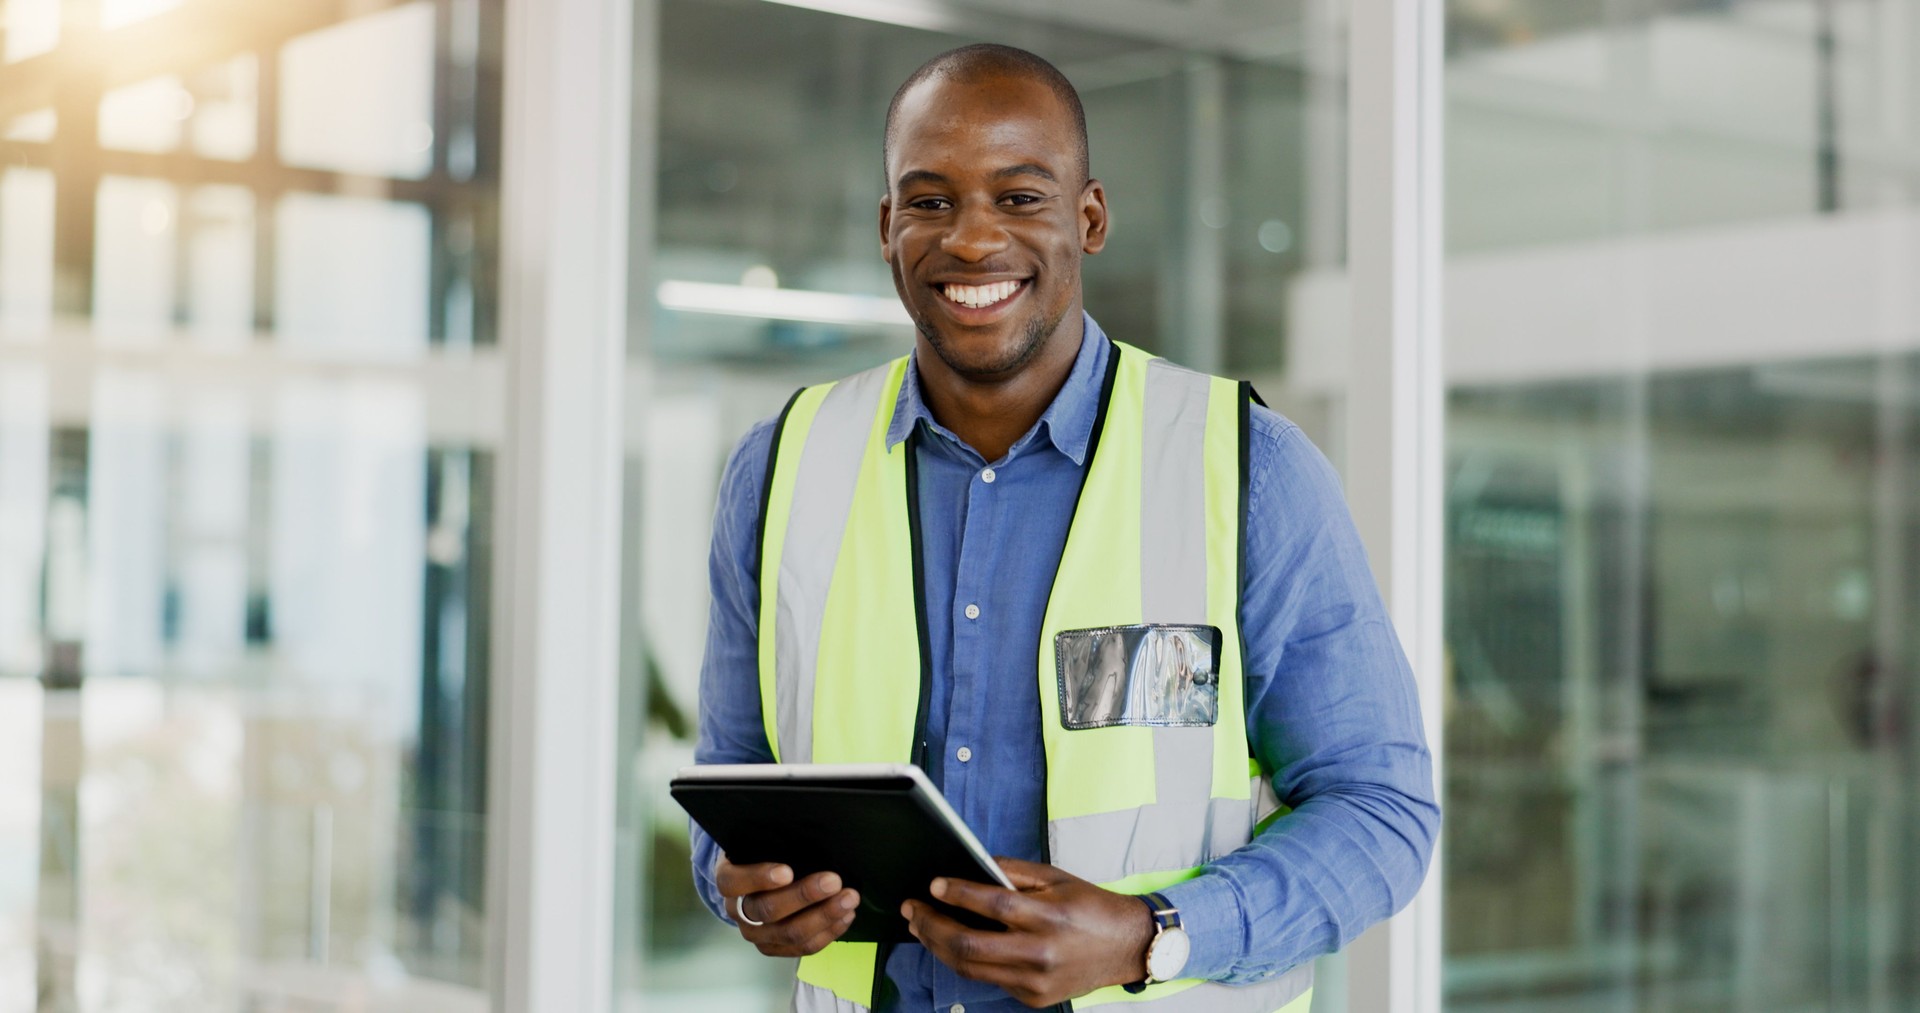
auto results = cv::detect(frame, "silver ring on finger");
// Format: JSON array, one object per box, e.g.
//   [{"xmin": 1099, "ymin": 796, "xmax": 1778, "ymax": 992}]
[{"xmin": 734, "ymin": 894, "xmax": 767, "ymax": 927}]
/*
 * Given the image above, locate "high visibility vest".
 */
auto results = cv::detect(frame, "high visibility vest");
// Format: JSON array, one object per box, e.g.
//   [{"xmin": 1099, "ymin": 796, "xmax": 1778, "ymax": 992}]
[{"xmin": 755, "ymin": 339, "xmax": 1313, "ymax": 1012}]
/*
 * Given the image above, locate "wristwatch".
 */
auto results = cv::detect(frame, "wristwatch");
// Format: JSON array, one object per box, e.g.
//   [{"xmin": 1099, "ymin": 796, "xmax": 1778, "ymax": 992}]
[{"xmin": 1122, "ymin": 892, "xmax": 1190, "ymax": 994}]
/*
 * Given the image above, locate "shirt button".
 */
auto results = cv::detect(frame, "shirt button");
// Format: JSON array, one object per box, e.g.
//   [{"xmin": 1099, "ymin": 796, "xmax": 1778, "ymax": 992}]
[
  {"xmin": 951, "ymin": 1005, "xmax": 966, "ymax": 1013},
  {"xmin": 964, "ymin": 603, "xmax": 980, "ymax": 620},
  {"xmin": 981, "ymin": 467, "xmax": 996, "ymax": 484},
  {"xmin": 956, "ymin": 746, "xmax": 972, "ymax": 763}
]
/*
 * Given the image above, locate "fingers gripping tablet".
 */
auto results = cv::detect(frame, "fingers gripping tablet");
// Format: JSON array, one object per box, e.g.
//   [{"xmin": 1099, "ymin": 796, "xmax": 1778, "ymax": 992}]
[{"xmin": 671, "ymin": 762, "xmax": 1015, "ymax": 943}]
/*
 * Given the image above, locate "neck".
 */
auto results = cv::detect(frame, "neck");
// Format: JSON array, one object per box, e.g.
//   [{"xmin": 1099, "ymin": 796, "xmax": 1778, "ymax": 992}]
[{"xmin": 916, "ymin": 312, "xmax": 1085, "ymax": 464}]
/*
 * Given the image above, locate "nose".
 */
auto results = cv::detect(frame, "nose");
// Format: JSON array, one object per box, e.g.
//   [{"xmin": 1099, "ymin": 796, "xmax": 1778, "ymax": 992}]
[{"xmin": 939, "ymin": 202, "xmax": 1011, "ymax": 262}]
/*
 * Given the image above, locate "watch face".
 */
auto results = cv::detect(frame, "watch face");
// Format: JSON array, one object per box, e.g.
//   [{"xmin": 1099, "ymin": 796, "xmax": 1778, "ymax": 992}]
[{"xmin": 1146, "ymin": 926, "xmax": 1191, "ymax": 981}]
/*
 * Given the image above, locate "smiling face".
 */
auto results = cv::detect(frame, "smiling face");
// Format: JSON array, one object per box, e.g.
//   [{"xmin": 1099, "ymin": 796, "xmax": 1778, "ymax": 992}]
[{"xmin": 880, "ymin": 72, "xmax": 1107, "ymax": 382}]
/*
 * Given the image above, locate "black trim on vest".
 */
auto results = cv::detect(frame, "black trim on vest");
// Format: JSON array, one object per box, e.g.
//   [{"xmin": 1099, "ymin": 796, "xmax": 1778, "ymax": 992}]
[
  {"xmin": 890, "ymin": 424, "xmax": 935, "ymax": 1013},
  {"xmin": 1082, "ymin": 339, "xmax": 1123, "ymax": 474},
  {"xmin": 905, "ymin": 424, "xmax": 934, "ymax": 772},
  {"xmin": 754, "ymin": 388, "xmax": 806, "ymax": 686},
  {"xmin": 1032, "ymin": 337, "xmax": 1123, "ymax": 868},
  {"xmin": 1237, "ymin": 381, "xmax": 1256, "ymax": 760},
  {"xmin": 870, "ymin": 938, "xmax": 900, "ymax": 1011}
]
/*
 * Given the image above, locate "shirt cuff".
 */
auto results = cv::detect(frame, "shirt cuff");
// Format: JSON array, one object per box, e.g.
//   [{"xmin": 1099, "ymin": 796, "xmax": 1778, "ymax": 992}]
[
  {"xmin": 692, "ymin": 831, "xmax": 737, "ymax": 926},
  {"xmin": 1158, "ymin": 871, "xmax": 1246, "ymax": 982}
]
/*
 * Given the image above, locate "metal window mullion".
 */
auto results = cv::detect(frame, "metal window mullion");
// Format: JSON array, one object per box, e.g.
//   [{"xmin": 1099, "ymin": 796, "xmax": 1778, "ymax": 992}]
[
  {"xmin": 1343, "ymin": 1, "xmax": 1444, "ymax": 1013},
  {"xmin": 487, "ymin": 0, "xmax": 632, "ymax": 1008}
]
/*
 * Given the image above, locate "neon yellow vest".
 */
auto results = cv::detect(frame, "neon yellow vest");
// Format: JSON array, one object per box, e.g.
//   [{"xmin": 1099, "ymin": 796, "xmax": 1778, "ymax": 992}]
[{"xmin": 756, "ymin": 340, "xmax": 1312, "ymax": 1012}]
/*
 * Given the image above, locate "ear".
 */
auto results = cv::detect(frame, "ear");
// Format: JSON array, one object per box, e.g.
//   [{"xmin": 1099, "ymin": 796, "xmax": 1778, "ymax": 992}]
[
  {"xmin": 879, "ymin": 193, "xmax": 895, "ymax": 264},
  {"xmin": 1080, "ymin": 179, "xmax": 1109, "ymax": 255}
]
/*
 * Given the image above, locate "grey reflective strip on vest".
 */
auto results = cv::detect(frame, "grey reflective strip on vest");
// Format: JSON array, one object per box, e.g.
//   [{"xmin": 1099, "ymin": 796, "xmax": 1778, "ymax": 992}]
[
  {"xmin": 1139, "ymin": 358, "xmax": 1210, "ymax": 626},
  {"xmin": 1096, "ymin": 963, "xmax": 1314, "ymax": 1013},
  {"xmin": 1049, "ymin": 794, "xmax": 1251, "ymax": 884},
  {"xmin": 792, "ymin": 979, "xmax": 868, "ymax": 1012},
  {"xmin": 773, "ymin": 362, "xmax": 897, "ymax": 764},
  {"xmin": 1140, "ymin": 358, "xmax": 1216, "ymax": 843}
]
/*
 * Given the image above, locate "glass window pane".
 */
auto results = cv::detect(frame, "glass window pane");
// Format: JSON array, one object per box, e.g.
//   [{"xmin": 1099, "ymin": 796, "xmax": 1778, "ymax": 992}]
[
  {"xmin": 0, "ymin": 1, "xmax": 504, "ymax": 1007},
  {"xmin": 3, "ymin": 0, "xmax": 60, "ymax": 64},
  {"xmin": 98, "ymin": 76, "xmax": 193, "ymax": 154},
  {"xmin": 190, "ymin": 56, "xmax": 261, "ymax": 163},
  {"xmin": 92, "ymin": 177, "xmax": 179, "ymax": 346},
  {"xmin": 279, "ymin": 4, "xmax": 438, "ymax": 180},
  {"xmin": 1442, "ymin": 1, "xmax": 1920, "ymax": 1009},
  {"xmin": 275, "ymin": 194, "xmax": 433, "ymax": 357},
  {"xmin": 100, "ymin": 0, "xmax": 184, "ymax": 31},
  {"xmin": 0, "ymin": 169, "xmax": 56, "ymax": 340},
  {"xmin": 4, "ymin": 110, "xmax": 57, "ymax": 143}
]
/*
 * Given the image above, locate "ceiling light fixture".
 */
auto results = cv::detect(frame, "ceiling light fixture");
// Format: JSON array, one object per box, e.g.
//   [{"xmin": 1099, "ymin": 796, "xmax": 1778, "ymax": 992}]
[
  {"xmin": 657, "ymin": 280, "xmax": 912, "ymax": 329},
  {"xmin": 753, "ymin": 0, "xmax": 964, "ymax": 33}
]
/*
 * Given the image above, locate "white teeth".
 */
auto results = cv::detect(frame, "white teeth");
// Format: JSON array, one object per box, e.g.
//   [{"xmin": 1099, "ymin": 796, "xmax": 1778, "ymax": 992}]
[{"xmin": 943, "ymin": 280, "xmax": 1019, "ymax": 308}]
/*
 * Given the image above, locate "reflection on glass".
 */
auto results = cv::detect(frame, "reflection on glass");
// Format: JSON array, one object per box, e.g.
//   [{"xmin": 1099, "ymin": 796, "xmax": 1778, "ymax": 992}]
[
  {"xmin": 3, "ymin": 0, "xmax": 61, "ymax": 64},
  {"xmin": 279, "ymin": 4, "xmax": 439, "ymax": 181},
  {"xmin": 97, "ymin": 60, "xmax": 255, "ymax": 160},
  {"xmin": 98, "ymin": 76, "xmax": 194, "ymax": 154},
  {"xmin": 0, "ymin": 171, "xmax": 55, "ymax": 339},
  {"xmin": 185, "ymin": 186, "xmax": 256, "ymax": 347},
  {"xmin": 93, "ymin": 178, "xmax": 179, "ymax": 346},
  {"xmin": 100, "ymin": 0, "xmax": 185, "ymax": 32},
  {"xmin": 187, "ymin": 57, "xmax": 260, "ymax": 162},
  {"xmin": 276, "ymin": 194, "xmax": 433, "ymax": 357},
  {"xmin": 1442, "ymin": 1, "xmax": 1920, "ymax": 1009},
  {"xmin": 0, "ymin": 369, "xmax": 48, "ymax": 672},
  {"xmin": 620, "ymin": 0, "xmax": 1347, "ymax": 1007},
  {"xmin": 0, "ymin": 0, "xmax": 503, "ymax": 1007}
]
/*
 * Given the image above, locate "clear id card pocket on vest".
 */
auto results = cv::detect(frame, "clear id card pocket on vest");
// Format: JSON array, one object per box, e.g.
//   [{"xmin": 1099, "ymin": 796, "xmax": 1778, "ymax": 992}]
[{"xmin": 1053, "ymin": 624, "xmax": 1222, "ymax": 730}]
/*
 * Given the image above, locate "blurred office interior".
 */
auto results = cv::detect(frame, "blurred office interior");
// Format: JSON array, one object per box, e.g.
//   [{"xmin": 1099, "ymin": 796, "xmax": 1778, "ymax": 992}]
[{"xmin": 0, "ymin": 0, "xmax": 1915, "ymax": 1010}]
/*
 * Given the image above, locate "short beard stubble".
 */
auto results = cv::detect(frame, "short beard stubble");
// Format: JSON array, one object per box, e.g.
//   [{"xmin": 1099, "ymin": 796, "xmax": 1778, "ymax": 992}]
[{"xmin": 917, "ymin": 299, "xmax": 1071, "ymax": 383}]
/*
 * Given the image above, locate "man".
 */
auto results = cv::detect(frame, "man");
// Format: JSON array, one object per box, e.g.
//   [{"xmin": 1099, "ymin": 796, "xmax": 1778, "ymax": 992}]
[{"xmin": 692, "ymin": 43, "xmax": 1437, "ymax": 1012}]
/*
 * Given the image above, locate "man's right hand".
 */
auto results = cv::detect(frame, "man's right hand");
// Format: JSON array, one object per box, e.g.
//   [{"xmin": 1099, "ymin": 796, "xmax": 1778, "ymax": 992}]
[{"xmin": 715, "ymin": 855, "xmax": 860, "ymax": 957}]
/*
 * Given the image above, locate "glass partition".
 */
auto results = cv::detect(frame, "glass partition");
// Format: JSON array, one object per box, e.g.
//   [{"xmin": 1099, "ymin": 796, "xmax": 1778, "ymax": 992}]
[
  {"xmin": 615, "ymin": 0, "xmax": 1352, "ymax": 1007},
  {"xmin": 1439, "ymin": 1, "xmax": 1920, "ymax": 1009},
  {"xmin": 0, "ymin": 1, "xmax": 502, "ymax": 1007}
]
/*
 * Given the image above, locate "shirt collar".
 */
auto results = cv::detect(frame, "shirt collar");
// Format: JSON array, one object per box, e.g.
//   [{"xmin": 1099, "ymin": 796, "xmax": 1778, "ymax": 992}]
[{"xmin": 885, "ymin": 311, "xmax": 1109, "ymax": 466}]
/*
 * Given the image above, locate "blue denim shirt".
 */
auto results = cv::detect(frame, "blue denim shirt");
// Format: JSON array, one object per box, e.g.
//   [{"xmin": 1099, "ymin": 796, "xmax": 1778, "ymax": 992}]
[{"xmin": 691, "ymin": 314, "xmax": 1437, "ymax": 1012}]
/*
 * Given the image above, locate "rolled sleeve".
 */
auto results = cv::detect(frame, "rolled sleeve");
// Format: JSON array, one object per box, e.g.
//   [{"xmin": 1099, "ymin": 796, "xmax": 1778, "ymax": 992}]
[
  {"xmin": 1159, "ymin": 866, "xmax": 1252, "ymax": 981},
  {"xmin": 688, "ymin": 418, "xmax": 780, "ymax": 925},
  {"xmin": 1165, "ymin": 413, "xmax": 1438, "ymax": 984}
]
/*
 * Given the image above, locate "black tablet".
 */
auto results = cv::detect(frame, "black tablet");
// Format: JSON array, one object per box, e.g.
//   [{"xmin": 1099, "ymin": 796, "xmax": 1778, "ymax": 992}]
[{"xmin": 671, "ymin": 762, "xmax": 1015, "ymax": 943}]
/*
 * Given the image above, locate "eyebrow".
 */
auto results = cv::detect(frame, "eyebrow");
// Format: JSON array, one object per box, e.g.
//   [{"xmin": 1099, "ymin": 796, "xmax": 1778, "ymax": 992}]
[
  {"xmin": 894, "ymin": 163, "xmax": 1058, "ymax": 191},
  {"xmin": 895, "ymin": 169, "xmax": 950, "ymax": 191},
  {"xmin": 993, "ymin": 163, "xmax": 1056, "ymax": 182}
]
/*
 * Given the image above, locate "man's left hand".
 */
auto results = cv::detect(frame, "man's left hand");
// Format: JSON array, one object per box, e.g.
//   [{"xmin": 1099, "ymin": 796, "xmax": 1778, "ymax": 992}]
[{"xmin": 899, "ymin": 858, "xmax": 1155, "ymax": 1008}]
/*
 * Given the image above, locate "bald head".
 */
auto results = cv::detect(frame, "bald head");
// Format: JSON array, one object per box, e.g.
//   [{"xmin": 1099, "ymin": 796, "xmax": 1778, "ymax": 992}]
[{"xmin": 883, "ymin": 44, "xmax": 1089, "ymax": 187}]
